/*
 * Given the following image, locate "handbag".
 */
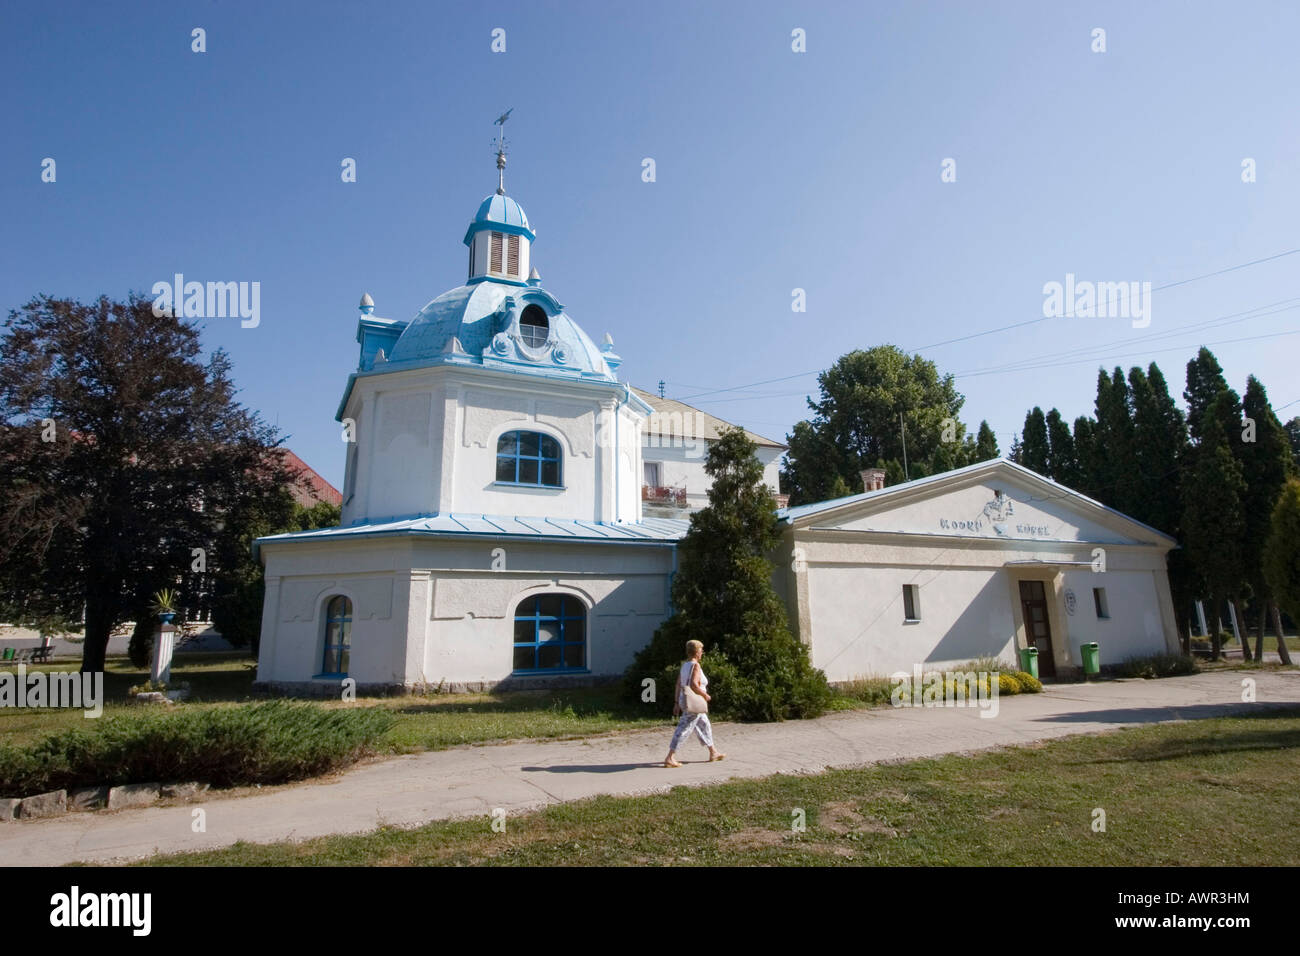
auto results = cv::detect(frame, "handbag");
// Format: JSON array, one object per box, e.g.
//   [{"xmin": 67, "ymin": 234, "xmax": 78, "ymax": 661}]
[{"xmin": 682, "ymin": 664, "xmax": 708, "ymax": 714}]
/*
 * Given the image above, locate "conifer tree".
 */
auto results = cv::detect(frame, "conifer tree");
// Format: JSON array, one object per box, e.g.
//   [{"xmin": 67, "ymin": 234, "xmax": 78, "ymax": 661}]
[
  {"xmin": 975, "ymin": 421, "xmax": 1000, "ymax": 461},
  {"xmin": 627, "ymin": 426, "xmax": 832, "ymax": 721},
  {"xmin": 1094, "ymin": 367, "xmax": 1137, "ymax": 515},
  {"xmin": 1045, "ymin": 408, "xmax": 1080, "ymax": 487},
  {"xmin": 1181, "ymin": 396, "xmax": 1247, "ymax": 660},
  {"xmin": 1262, "ymin": 479, "xmax": 1300, "ymax": 665},
  {"xmin": 1237, "ymin": 376, "xmax": 1294, "ymax": 661},
  {"xmin": 1019, "ymin": 407, "xmax": 1050, "ymax": 475}
]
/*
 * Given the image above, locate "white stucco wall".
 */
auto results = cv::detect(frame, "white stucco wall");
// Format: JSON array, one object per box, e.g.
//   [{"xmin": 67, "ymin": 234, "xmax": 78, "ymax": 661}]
[
  {"xmin": 256, "ymin": 534, "xmax": 675, "ymax": 689},
  {"xmin": 340, "ymin": 366, "xmax": 644, "ymax": 525}
]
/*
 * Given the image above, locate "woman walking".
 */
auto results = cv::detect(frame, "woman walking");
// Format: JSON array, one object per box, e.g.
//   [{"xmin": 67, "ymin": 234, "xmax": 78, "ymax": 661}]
[{"xmin": 664, "ymin": 639, "xmax": 726, "ymax": 768}]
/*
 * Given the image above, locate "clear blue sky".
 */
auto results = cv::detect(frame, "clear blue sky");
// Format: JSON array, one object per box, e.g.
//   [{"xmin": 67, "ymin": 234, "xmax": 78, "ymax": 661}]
[{"xmin": 4, "ymin": 0, "xmax": 1298, "ymax": 490}]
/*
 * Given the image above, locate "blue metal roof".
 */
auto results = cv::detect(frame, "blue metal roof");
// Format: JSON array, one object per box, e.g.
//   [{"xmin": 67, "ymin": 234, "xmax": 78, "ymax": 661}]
[
  {"xmin": 464, "ymin": 193, "xmax": 535, "ymax": 243},
  {"xmin": 381, "ymin": 280, "xmax": 616, "ymax": 379},
  {"xmin": 257, "ymin": 513, "xmax": 689, "ymax": 551}
]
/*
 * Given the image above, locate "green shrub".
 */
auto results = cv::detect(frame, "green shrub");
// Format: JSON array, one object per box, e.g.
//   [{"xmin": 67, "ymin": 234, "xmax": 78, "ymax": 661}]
[
  {"xmin": 997, "ymin": 673, "xmax": 1023, "ymax": 696},
  {"xmin": 0, "ymin": 700, "xmax": 395, "ymax": 798},
  {"xmin": 1013, "ymin": 671, "xmax": 1043, "ymax": 693},
  {"xmin": 1116, "ymin": 653, "xmax": 1199, "ymax": 680},
  {"xmin": 628, "ymin": 618, "xmax": 833, "ymax": 723},
  {"xmin": 623, "ymin": 427, "xmax": 834, "ymax": 722}
]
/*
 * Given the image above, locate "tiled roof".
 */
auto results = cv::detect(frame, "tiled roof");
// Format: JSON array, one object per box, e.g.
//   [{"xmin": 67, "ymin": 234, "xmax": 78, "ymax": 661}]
[
  {"xmin": 630, "ymin": 387, "xmax": 786, "ymax": 449},
  {"xmin": 276, "ymin": 448, "xmax": 342, "ymax": 508}
]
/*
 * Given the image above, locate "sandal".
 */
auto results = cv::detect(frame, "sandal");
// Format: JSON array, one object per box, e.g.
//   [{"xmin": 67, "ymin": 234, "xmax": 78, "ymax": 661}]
[{"xmin": 709, "ymin": 753, "xmax": 726, "ymax": 762}]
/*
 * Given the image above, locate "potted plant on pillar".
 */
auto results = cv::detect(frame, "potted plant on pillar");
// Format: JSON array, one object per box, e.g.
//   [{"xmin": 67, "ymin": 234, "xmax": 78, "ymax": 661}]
[
  {"xmin": 149, "ymin": 588, "xmax": 180, "ymax": 689},
  {"xmin": 152, "ymin": 588, "xmax": 178, "ymax": 624}
]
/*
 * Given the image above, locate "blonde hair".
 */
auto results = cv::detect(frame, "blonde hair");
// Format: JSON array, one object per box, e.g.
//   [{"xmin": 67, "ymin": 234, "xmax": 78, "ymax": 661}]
[{"xmin": 685, "ymin": 640, "xmax": 704, "ymax": 659}]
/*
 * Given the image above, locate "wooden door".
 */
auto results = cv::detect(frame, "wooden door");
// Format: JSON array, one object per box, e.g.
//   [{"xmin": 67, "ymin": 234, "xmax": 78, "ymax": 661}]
[{"xmin": 1018, "ymin": 580, "xmax": 1056, "ymax": 678}]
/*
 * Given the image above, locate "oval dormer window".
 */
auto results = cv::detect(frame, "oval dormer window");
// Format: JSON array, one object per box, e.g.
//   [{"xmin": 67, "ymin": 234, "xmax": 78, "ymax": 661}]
[{"xmin": 519, "ymin": 304, "xmax": 549, "ymax": 348}]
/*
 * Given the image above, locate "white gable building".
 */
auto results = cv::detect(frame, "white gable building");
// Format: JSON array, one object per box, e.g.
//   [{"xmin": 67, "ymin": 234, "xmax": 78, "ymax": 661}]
[
  {"xmin": 774, "ymin": 459, "xmax": 1181, "ymax": 681},
  {"xmin": 254, "ymin": 160, "xmax": 1180, "ymax": 694}
]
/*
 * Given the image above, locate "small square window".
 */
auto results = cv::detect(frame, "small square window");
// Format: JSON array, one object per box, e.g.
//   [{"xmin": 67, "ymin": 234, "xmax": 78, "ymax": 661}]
[
  {"xmin": 1093, "ymin": 587, "xmax": 1109, "ymax": 619},
  {"xmin": 902, "ymin": 584, "xmax": 920, "ymax": 622}
]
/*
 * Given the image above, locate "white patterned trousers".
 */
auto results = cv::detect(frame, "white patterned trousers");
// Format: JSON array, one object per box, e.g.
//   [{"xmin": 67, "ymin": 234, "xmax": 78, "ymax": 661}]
[{"xmin": 669, "ymin": 710, "xmax": 714, "ymax": 751}]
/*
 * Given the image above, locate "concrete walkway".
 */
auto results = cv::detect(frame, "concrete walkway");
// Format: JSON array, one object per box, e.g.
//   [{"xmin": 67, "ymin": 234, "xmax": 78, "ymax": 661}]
[{"xmin": 3, "ymin": 669, "xmax": 1298, "ymax": 866}]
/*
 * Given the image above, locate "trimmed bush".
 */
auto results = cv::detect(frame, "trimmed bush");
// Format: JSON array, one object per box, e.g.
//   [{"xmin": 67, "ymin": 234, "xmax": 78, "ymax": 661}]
[
  {"xmin": 1013, "ymin": 671, "xmax": 1043, "ymax": 693},
  {"xmin": 997, "ymin": 673, "xmax": 1023, "ymax": 696},
  {"xmin": 1116, "ymin": 653, "xmax": 1199, "ymax": 680},
  {"xmin": 0, "ymin": 700, "xmax": 394, "ymax": 799}
]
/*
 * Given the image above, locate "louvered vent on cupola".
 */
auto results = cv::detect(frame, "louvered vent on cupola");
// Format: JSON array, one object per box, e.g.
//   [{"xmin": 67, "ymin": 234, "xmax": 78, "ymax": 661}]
[
  {"xmin": 506, "ymin": 235, "xmax": 520, "ymax": 276},
  {"xmin": 490, "ymin": 232, "xmax": 504, "ymax": 273}
]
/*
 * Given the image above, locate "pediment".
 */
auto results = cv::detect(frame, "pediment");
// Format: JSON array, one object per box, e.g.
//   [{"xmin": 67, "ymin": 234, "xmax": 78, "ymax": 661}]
[{"xmin": 788, "ymin": 460, "xmax": 1174, "ymax": 547}]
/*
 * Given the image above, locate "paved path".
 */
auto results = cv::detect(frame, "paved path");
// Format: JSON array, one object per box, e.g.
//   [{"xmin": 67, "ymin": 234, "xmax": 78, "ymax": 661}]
[{"xmin": 3, "ymin": 670, "xmax": 1298, "ymax": 866}]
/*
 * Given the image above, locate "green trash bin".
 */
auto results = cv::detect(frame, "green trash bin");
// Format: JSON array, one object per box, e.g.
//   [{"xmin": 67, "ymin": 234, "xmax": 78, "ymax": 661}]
[
  {"xmin": 1018, "ymin": 645, "xmax": 1039, "ymax": 679},
  {"xmin": 1081, "ymin": 642, "xmax": 1100, "ymax": 678},
  {"xmin": 1, "ymin": 646, "xmax": 13, "ymax": 661}
]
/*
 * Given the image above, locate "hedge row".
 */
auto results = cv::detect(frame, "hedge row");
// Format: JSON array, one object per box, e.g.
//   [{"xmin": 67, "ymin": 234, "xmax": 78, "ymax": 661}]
[{"xmin": 0, "ymin": 700, "xmax": 395, "ymax": 798}]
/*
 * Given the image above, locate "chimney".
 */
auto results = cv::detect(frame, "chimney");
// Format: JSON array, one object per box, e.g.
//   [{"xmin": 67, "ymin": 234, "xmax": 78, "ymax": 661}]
[{"xmin": 860, "ymin": 468, "xmax": 886, "ymax": 492}]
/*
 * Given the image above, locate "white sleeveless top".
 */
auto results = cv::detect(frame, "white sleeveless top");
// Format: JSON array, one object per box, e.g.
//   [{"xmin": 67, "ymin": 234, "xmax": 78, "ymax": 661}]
[{"xmin": 678, "ymin": 660, "xmax": 707, "ymax": 704}]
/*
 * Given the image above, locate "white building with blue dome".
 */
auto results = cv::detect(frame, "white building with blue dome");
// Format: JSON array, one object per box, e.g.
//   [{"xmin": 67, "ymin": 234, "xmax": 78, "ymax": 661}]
[{"xmin": 254, "ymin": 163, "xmax": 693, "ymax": 692}]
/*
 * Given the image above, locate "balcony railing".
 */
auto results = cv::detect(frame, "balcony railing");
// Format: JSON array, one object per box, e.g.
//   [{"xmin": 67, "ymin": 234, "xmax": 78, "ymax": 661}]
[{"xmin": 642, "ymin": 484, "xmax": 687, "ymax": 507}]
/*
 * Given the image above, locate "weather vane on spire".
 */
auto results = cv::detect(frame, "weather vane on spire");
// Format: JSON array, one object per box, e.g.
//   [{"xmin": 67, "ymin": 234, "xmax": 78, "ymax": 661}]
[{"xmin": 493, "ymin": 108, "xmax": 513, "ymax": 195}]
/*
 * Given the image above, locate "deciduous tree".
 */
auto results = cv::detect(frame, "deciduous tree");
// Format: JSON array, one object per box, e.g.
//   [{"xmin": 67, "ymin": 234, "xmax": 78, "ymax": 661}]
[{"xmin": 0, "ymin": 294, "xmax": 294, "ymax": 672}]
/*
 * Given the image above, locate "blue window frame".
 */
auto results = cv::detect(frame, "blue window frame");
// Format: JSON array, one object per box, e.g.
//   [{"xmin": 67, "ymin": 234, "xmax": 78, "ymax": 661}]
[
  {"xmin": 496, "ymin": 430, "xmax": 562, "ymax": 487},
  {"xmin": 513, "ymin": 594, "xmax": 586, "ymax": 672},
  {"xmin": 321, "ymin": 595, "xmax": 352, "ymax": 676}
]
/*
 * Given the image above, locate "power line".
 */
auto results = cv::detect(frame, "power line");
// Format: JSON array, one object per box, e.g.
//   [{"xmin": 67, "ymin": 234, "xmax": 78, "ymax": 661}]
[
  {"xmin": 909, "ymin": 247, "xmax": 1300, "ymax": 351},
  {"xmin": 954, "ymin": 298, "xmax": 1300, "ymax": 377},
  {"xmin": 958, "ymin": 327, "xmax": 1300, "ymax": 379},
  {"xmin": 669, "ymin": 247, "xmax": 1300, "ymax": 404}
]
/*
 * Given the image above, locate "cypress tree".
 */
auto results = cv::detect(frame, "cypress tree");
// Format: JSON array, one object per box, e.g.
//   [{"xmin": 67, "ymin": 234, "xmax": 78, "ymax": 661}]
[
  {"xmin": 1185, "ymin": 347, "xmax": 1236, "ymax": 444},
  {"xmin": 1072, "ymin": 416, "xmax": 1099, "ymax": 497},
  {"xmin": 1127, "ymin": 362, "xmax": 1193, "ymax": 646},
  {"xmin": 1045, "ymin": 408, "xmax": 1080, "ymax": 487},
  {"xmin": 1094, "ymin": 367, "xmax": 1137, "ymax": 515},
  {"xmin": 1262, "ymin": 480, "xmax": 1300, "ymax": 665},
  {"xmin": 1019, "ymin": 407, "xmax": 1050, "ymax": 475},
  {"xmin": 1237, "ymin": 376, "xmax": 1294, "ymax": 661},
  {"xmin": 1181, "ymin": 396, "xmax": 1248, "ymax": 660},
  {"xmin": 975, "ymin": 421, "xmax": 1000, "ymax": 461}
]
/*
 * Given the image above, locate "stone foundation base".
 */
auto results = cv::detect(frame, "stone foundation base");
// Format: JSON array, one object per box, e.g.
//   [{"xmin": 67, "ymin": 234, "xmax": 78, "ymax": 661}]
[{"xmin": 252, "ymin": 673, "xmax": 620, "ymax": 698}]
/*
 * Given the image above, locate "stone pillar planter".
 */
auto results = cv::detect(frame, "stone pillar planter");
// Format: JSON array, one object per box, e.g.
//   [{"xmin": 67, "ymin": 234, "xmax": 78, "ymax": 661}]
[{"xmin": 151, "ymin": 621, "xmax": 176, "ymax": 685}]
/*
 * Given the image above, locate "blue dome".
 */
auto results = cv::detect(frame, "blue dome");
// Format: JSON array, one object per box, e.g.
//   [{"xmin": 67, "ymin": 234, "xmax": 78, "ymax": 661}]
[
  {"xmin": 465, "ymin": 193, "xmax": 534, "ymax": 243},
  {"xmin": 383, "ymin": 281, "xmax": 616, "ymax": 383}
]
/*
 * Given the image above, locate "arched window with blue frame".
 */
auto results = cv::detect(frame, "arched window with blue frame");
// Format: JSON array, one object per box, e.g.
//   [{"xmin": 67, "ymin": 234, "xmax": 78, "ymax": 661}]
[
  {"xmin": 321, "ymin": 595, "xmax": 352, "ymax": 676},
  {"xmin": 513, "ymin": 594, "xmax": 586, "ymax": 672},
  {"xmin": 496, "ymin": 430, "xmax": 562, "ymax": 487}
]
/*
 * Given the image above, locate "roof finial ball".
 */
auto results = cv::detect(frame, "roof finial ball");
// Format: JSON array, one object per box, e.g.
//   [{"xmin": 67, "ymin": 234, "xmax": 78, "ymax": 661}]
[
  {"xmin": 359, "ymin": 293, "xmax": 375, "ymax": 316},
  {"xmin": 493, "ymin": 108, "xmax": 512, "ymax": 195}
]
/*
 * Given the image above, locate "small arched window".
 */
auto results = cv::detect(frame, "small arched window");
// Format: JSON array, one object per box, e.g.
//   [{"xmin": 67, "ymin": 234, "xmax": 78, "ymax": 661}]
[
  {"xmin": 496, "ymin": 430, "xmax": 562, "ymax": 487},
  {"xmin": 519, "ymin": 304, "xmax": 549, "ymax": 348},
  {"xmin": 321, "ymin": 595, "xmax": 352, "ymax": 676},
  {"xmin": 513, "ymin": 594, "xmax": 586, "ymax": 672}
]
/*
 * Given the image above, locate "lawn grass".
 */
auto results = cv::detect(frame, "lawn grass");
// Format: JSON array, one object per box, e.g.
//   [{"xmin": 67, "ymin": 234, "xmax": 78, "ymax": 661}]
[
  {"xmin": 140, "ymin": 708, "xmax": 1300, "ymax": 867},
  {"xmin": 0, "ymin": 654, "xmax": 761, "ymax": 754}
]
